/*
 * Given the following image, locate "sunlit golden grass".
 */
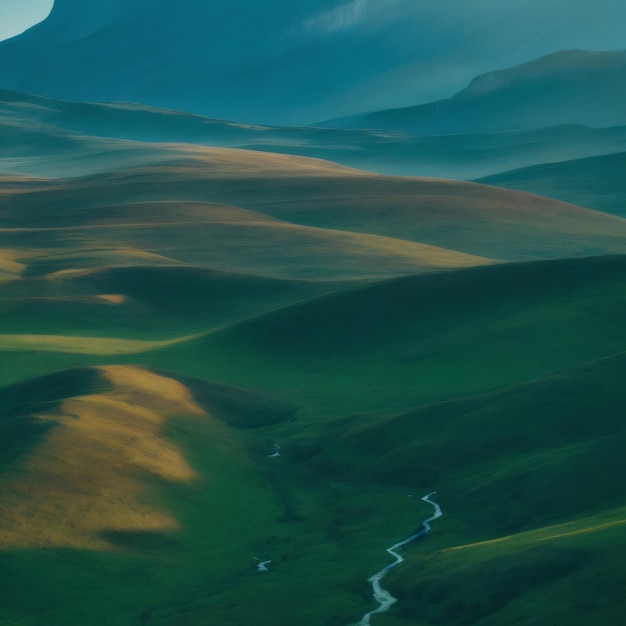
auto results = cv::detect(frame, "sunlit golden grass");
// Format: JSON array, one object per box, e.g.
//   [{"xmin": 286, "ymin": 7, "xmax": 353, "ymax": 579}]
[
  {"xmin": 443, "ymin": 506, "xmax": 626, "ymax": 554},
  {"xmin": 0, "ymin": 245, "xmax": 188, "ymax": 282},
  {"xmin": 0, "ymin": 249, "xmax": 26, "ymax": 276},
  {"xmin": 380, "ymin": 505, "xmax": 626, "ymax": 626},
  {"xmin": 0, "ymin": 294, "xmax": 127, "ymax": 305},
  {"xmin": 0, "ymin": 200, "xmax": 283, "ymax": 230},
  {"xmin": 0, "ymin": 366, "xmax": 207, "ymax": 551},
  {"xmin": 0, "ymin": 333, "xmax": 196, "ymax": 354},
  {"xmin": 94, "ymin": 293, "xmax": 126, "ymax": 304},
  {"xmin": 37, "ymin": 247, "xmax": 188, "ymax": 270},
  {"xmin": 19, "ymin": 220, "xmax": 494, "ymax": 279},
  {"xmin": 0, "ymin": 190, "xmax": 496, "ymax": 279},
  {"xmin": 3, "ymin": 149, "xmax": 626, "ymax": 275},
  {"xmin": 129, "ymin": 147, "xmax": 371, "ymax": 178}
]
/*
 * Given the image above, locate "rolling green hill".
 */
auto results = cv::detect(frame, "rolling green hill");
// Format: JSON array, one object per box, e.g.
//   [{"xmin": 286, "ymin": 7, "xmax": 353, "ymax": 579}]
[
  {"xmin": 1, "ymin": 92, "xmax": 625, "ymax": 626},
  {"xmin": 133, "ymin": 255, "xmax": 626, "ymax": 416},
  {"xmin": 0, "ymin": 366, "xmax": 331, "ymax": 626},
  {"xmin": 3, "ymin": 255, "xmax": 623, "ymax": 412},
  {"xmin": 1, "ymin": 258, "xmax": 624, "ymax": 625},
  {"xmin": 0, "ymin": 265, "xmax": 346, "ymax": 338},
  {"xmin": 288, "ymin": 352, "xmax": 626, "ymax": 625},
  {"xmin": 3, "ymin": 152, "xmax": 625, "ymax": 267},
  {"xmin": 0, "ymin": 366, "xmax": 453, "ymax": 626},
  {"xmin": 477, "ymin": 151, "xmax": 626, "ymax": 217}
]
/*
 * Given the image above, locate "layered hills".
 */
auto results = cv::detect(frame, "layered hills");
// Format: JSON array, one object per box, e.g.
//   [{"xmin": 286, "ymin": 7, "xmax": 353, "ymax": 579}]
[
  {"xmin": 2, "ymin": 148, "xmax": 624, "ymax": 268},
  {"xmin": 2, "ymin": 254, "xmax": 625, "ymax": 625},
  {"xmin": 0, "ymin": 86, "xmax": 626, "ymax": 179},
  {"xmin": 1, "ymin": 85, "xmax": 625, "ymax": 626},
  {"xmin": 6, "ymin": 89, "xmax": 626, "ymax": 180}
]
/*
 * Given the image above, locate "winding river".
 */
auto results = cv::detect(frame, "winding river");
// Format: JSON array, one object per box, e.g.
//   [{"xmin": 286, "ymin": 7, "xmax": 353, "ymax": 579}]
[{"xmin": 356, "ymin": 492, "xmax": 443, "ymax": 626}]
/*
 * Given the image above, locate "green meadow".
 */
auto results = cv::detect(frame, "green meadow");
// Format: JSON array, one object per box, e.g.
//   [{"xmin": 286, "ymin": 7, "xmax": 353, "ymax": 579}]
[{"xmin": 0, "ymin": 98, "xmax": 625, "ymax": 625}]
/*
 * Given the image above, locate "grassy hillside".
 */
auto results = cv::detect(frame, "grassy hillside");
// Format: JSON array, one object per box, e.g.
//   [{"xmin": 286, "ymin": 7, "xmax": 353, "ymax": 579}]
[
  {"xmin": 0, "ymin": 196, "xmax": 492, "ymax": 281},
  {"xmin": 0, "ymin": 266, "xmax": 343, "ymax": 337},
  {"xmin": 3, "ymin": 153, "xmax": 626, "ymax": 266},
  {"xmin": 388, "ymin": 504, "xmax": 626, "ymax": 626},
  {"xmin": 132, "ymin": 255, "xmax": 626, "ymax": 417},
  {"xmin": 477, "ymin": 151, "xmax": 626, "ymax": 217},
  {"xmin": 295, "ymin": 352, "xmax": 626, "ymax": 533},
  {"xmin": 0, "ymin": 367, "xmax": 449, "ymax": 626},
  {"xmin": 287, "ymin": 353, "xmax": 626, "ymax": 625},
  {"xmin": 4, "ymin": 255, "xmax": 620, "ymax": 412},
  {"xmin": 0, "ymin": 264, "xmax": 624, "ymax": 624},
  {"xmin": 0, "ymin": 366, "xmax": 275, "ymax": 623},
  {"xmin": 1, "ymin": 95, "xmax": 625, "ymax": 626}
]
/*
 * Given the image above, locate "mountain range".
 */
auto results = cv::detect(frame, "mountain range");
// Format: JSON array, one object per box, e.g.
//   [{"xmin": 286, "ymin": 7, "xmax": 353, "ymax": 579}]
[{"xmin": 1, "ymin": 0, "xmax": 625, "ymax": 124}]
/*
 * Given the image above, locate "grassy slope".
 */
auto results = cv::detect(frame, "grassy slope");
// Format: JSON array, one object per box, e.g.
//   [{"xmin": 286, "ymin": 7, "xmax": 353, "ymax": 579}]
[
  {"xmin": 477, "ymin": 151, "xmax": 626, "ymax": 217},
  {"xmin": 1, "ymin": 101, "xmax": 625, "ymax": 625},
  {"xmin": 5, "ymin": 255, "xmax": 621, "ymax": 412},
  {"xmin": 1, "ymin": 347, "xmax": 624, "ymax": 625},
  {"xmin": 275, "ymin": 351, "xmax": 626, "ymax": 625},
  {"xmin": 1, "ymin": 216, "xmax": 490, "ymax": 281},
  {"xmin": 388, "ymin": 504, "xmax": 626, "ymax": 626},
  {"xmin": 3, "ymin": 154, "xmax": 626, "ymax": 264},
  {"xmin": 295, "ymin": 352, "xmax": 626, "ymax": 534},
  {"xmin": 0, "ymin": 366, "xmax": 290, "ymax": 624},
  {"xmin": 136, "ymin": 255, "xmax": 626, "ymax": 417},
  {"xmin": 1, "ymin": 261, "xmax": 624, "ymax": 624},
  {"xmin": 0, "ymin": 366, "xmax": 445, "ymax": 626},
  {"xmin": 1, "ymin": 154, "xmax": 505, "ymax": 281},
  {"xmin": 0, "ymin": 265, "xmax": 346, "ymax": 338}
]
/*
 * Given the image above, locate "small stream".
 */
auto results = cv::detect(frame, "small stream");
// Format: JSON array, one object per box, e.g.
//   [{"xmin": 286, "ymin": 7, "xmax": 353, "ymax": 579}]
[{"xmin": 355, "ymin": 492, "xmax": 443, "ymax": 626}]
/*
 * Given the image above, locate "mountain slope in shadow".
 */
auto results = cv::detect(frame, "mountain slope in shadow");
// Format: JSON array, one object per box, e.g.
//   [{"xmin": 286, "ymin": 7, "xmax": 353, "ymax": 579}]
[
  {"xmin": 328, "ymin": 50, "xmax": 626, "ymax": 134},
  {"xmin": 3, "ymin": 1, "xmax": 624, "ymax": 125}
]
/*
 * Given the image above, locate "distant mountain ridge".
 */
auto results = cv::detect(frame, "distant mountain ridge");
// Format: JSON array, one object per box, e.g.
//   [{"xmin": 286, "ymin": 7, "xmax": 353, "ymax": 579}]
[
  {"xmin": 5, "ymin": 89, "xmax": 626, "ymax": 180},
  {"xmin": 326, "ymin": 50, "xmax": 626, "ymax": 134},
  {"xmin": 0, "ymin": 0, "xmax": 441, "ymax": 124},
  {"xmin": 2, "ymin": 0, "xmax": 626, "ymax": 125}
]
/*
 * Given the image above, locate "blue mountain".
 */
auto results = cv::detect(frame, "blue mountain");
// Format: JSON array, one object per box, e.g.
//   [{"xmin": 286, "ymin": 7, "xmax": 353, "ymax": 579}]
[
  {"xmin": 325, "ymin": 50, "xmax": 626, "ymax": 133},
  {"xmin": 1, "ymin": 0, "xmax": 625, "ymax": 125}
]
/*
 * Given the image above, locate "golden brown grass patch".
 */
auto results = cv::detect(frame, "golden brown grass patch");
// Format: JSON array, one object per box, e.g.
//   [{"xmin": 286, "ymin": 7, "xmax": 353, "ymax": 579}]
[
  {"xmin": 0, "ymin": 249, "xmax": 26, "ymax": 276},
  {"xmin": 443, "ymin": 506, "xmax": 626, "ymax": 555},
  {"xmin": 0, "ymin": 333, "xmax": 194, "ymax": 355},
  {"xmin": 0, "ymin": 366, "xmax": 208, "ymax": 550},
  {"xmin": 95, "ymin": 294, "xmax": 127, "ymax": 305}
]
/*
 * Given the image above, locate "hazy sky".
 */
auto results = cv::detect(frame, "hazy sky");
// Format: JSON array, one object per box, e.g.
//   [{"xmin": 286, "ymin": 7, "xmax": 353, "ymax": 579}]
[{"xmin": 0, "ymin": 0, "xmax": 53, "ymax": 41}]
